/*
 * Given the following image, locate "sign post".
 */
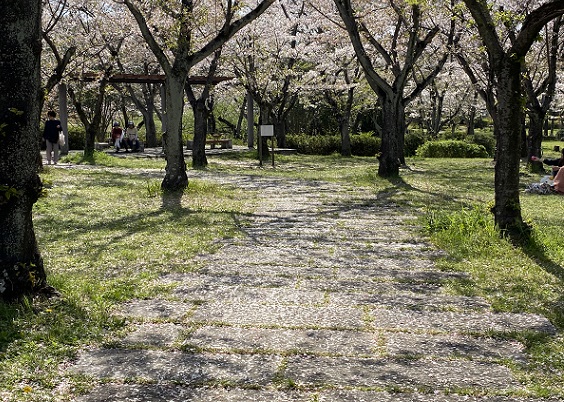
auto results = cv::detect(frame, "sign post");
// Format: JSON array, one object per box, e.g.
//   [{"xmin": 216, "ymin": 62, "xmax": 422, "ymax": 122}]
[{"xmin": 260, "ymin": 125, "xmax": 275, "ymax": 167}]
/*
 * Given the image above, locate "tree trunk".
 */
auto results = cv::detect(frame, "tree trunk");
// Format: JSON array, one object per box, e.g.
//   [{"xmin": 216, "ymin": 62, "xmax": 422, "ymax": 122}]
[
  {"xmin": 492, "ymin": 58, "xmax": 526, "ymax": 237},
  {"xmin": 339, "ymin": 114, "xmax": 352, "ymax": 157},
  {"xmin": 378, "ymin": 95, "xmax": 403, "ymax": 176},
  {"xmin": 528, "ymin": 110, "xmax": 545, "ymax": 173},
  {"xmin": 0, "ymin": 0, "xmax": 48, "ymax": 300},
  {"xmin": 192, "ymin": 98, "xmax": 209, "ymax": 169},
  {"xmin": 162, "ymin": 75, "xmax": 188, "ymax": 192},
  {"xmin": 143, "ymin": 108, "xmax": 158, "ymax": 148},
  {"xmin": 273, "ymin": 119, "xmax": 286, "ymax": 149}
]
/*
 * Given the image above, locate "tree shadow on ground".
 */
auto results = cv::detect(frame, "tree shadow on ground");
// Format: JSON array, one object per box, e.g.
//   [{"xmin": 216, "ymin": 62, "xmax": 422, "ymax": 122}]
[{"xmin": 521, "ymin": 238, "xmax": 564, "ymax": 329}]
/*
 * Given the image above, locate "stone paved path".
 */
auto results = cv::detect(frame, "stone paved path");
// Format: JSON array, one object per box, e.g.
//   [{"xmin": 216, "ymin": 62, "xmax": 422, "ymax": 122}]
[{"xmin": 69, "ymin": 172, "xmax": 559, "ymax": 401}]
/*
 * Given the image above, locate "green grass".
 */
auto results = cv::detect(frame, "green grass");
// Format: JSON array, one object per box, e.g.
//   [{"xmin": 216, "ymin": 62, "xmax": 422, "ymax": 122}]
[{"xmin": 1, "ymin": 145, "xmax": 564, "ymax": 399}]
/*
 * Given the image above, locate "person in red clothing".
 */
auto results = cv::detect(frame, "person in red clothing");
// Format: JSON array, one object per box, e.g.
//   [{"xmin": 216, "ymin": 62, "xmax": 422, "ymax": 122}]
[{"xmin": 110, "ymin": 122, "xmax": 124, "ymax": 152}]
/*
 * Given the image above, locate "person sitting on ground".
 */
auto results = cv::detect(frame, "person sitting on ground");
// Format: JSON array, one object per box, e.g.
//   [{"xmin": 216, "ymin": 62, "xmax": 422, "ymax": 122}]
[
  {"xmin": 531, "ymin": 149, "xmax": 564, "ymax": 176},
  {"xmin": 553, "ymin": 166, "xmax": 564, "ymax": 194},
  {"xmin": 110, "ymin": 122, "xmax": 124, "ymax": 152},
  {"xmin": 123, "ymin": 121, "xmax": 140, "ymax": 152}
]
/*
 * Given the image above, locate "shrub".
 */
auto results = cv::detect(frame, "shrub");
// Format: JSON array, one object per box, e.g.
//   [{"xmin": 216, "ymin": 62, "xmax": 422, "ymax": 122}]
[
  {"xmin": 350, "ymin": 132, "xmax": 381, "ymax": 156},
  {"xmin": 286, "ymin": 133, "xmax": 381, "ymax": 156},
  {"xmin": 470, "ymin": 130, "xmax": 495, "ymax": 157},
  {"xmin": 416, "ymin": 140, "xmax": 489, "ymax": 158},
  {"xmin": 67, "ymin": 125, "xmax": 85, "ymax": 150},
  {"xmin": 405, "ymin": 130, "xmax": 426, "ymax": 157}
]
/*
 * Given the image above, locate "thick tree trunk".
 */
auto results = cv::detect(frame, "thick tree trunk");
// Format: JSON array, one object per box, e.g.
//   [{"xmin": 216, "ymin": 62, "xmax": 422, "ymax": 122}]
[
  {"xmin": 378, "ymin": 96, "xmax": 403, "ymax": 177},
  {"xmin": 492, "ymin": 58, "xmax": 526, "ymax": 237},
  {"xmin": 162, "ymin": 75, "xmax": 188, "ymax": 192},
  {"xmin": 192, "ymin": 99, "xmax": 209, "ymax": 169},
  {"xmin": 0, "ymin": 0, "xmax": 48, "ymax": 300}
]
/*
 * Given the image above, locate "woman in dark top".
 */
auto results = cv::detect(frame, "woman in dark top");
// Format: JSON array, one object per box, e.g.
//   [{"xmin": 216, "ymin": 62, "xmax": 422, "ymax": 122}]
[{"xmin": 43, "ymin": 110, "xmax": 62, "ymax": 165}]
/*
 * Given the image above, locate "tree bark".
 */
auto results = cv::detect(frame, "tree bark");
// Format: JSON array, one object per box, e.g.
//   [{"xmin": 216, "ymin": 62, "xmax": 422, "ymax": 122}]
[
  {"xmin": 528, "ymin": 110, "xmax": 546, "ymax": 172},
  {"xmin": 0, "ymin": 0, "xmax": 48, "ymax": 300},
  {"xmin": 492, "ymin": 57, "xmax": 525, "ymax": 237},
  {"xmin": 378, "ymin": 95, "xmax": 403, "ymax": 176},
  {"xmin": 162, "ymin": 74, "xmax": 188, "ymax": 192},
  {"xmin": 192, "ymin": 98, "xmax": 209, "ymax": 168}
]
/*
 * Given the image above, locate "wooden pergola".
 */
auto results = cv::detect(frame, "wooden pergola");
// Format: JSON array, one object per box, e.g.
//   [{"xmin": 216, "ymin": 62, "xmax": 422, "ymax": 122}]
[{"xmin": 59, "ymin": 72, "xmax": 253, "ymax": 153}]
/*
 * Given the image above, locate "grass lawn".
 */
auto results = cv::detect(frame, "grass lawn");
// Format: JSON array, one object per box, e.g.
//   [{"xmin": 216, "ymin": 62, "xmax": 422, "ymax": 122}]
[{"xmin": 1, "ymin": 145, "xmax": 563, "ymax": 400}]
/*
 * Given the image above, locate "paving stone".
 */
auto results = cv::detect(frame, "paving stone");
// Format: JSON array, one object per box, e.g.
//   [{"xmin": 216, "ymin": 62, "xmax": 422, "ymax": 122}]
[
  {"xmin": 285, "ymin": 355, "xmax": 521, "ymax": 391},
  {"xmin": 71, "ymin": 349, "xmax": 281, "ymax": 385},
  {"xmin": 318, "ymin": 390, "xmax": 560, "ymax": 401},
  {"xmin": 76, "ymin": 386, "xmax": 310, "ymax": 402},
  {"xmin": 174, "ymin": 285, "xmax": 327, "ymax": 305},
  {"xmin": 300, "ymin": 278, "xmax": 444, "ymax": 294},
  {"xmin": 202, "ymin": 247, "xmax": 445, "ymax": 271},
  {"xmin": 122, "ymin": 323, "xmax": 182, "ymax": 346},
  {"xmin": 199, "ymin": 264, "xmax": 336, "ymax": 280},
  {"xmin": 370, "ymin": 309, "xmax": 557, "ymax": 334},
  {"xmin": 200, "ymin": 260, "xmax": 466, "ymax": 282},
  {"xmin": 190, "ymin": 303, "xmax": 366, "ymax": 329},
  {"xmin": 114, "ymin": 299, "xmax": 194, "ymax": 320},
  {"xmin": 383, "ymin": 332, "xmax": 526, "ymax": 361},
  {"xmin": 330, "ymin": 291, "xmax": 489, "ymax": 311},
  {"xmin": 186, "ymin": 326, "xmax": 378, "ymax": 356},
  {"xmin": 161, "ymin": 272, "xmax": 298, "ymax": 288}
]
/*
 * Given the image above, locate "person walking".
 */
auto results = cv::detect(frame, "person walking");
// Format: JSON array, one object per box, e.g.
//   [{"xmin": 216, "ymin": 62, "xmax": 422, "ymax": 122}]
[{"xmin": 43, "ymin": 110, "xmax": 62, "ymax": 165}]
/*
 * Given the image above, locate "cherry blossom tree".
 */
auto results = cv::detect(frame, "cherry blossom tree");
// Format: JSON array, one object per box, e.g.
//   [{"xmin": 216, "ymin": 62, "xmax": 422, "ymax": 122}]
[
  {"xmin": 333, "ymin": 0, "xmax": 456, "ymax": 176},
  {"xmin": 229, "ymin": 0, "xmax": 312, "ymax": 150},
  {"xmin": 460, "ymin": 0, "xmax": 564, "ymax": 239},
  {"xmin": 120, "ymin": 0, "xmax": 275, "ymax": 192},
  {"xmin": 0, "ymin": 0, "xmax": 49, "ymax": 300}
]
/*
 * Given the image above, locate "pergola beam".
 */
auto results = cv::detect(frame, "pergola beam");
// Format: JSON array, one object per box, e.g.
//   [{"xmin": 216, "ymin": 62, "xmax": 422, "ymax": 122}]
[{"xmin": 79, "ymin": 73, "xmax": 232, "ymax": 84}]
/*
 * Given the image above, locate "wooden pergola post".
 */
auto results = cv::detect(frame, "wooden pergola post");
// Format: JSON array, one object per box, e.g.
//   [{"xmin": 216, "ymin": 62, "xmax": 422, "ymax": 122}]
[
  {"xmin": 247, "ymin": 91, "xmax": 254, "ymax": 148},
  {"xmin": 58, "ymin": 83, "xmax": 69, "ymax": 155}
]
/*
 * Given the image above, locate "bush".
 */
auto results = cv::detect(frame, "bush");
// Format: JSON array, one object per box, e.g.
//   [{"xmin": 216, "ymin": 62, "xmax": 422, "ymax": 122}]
[
  {"xmin": 350, "ymin": 132, "xmax": 381, "ymax": 156},
  {"xmin": 286, "ymin": 133, "xmax": 381, "ymax": 156},
  {"xmin": 416, "ymin": 140, "xmax": 489, "ymax": 158},
  {"xmin": 405, "ymin": 130, "xmax": 426, "ymax": 157},
  {"xmin": 286, "ymin": 134, "xmax": 340, "ymax": 155},
  {"xmin": 470, "ymin": 130, "xmax": 495, "ymax": 157},
  {"xmin": 67, "ymin": 125, "xmax": 85, "ymax": 150}
]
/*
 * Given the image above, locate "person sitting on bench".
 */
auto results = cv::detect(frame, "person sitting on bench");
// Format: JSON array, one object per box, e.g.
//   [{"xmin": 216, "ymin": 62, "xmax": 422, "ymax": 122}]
[{"xmin": 123, "ymin": 121, "xmax": 140, "ymax": 152}]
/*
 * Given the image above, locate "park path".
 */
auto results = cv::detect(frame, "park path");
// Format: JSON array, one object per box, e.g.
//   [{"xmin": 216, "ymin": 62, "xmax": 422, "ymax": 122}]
[{"xmin": 69, "ymin": 171, "xmax": 558, "ymax": 401}]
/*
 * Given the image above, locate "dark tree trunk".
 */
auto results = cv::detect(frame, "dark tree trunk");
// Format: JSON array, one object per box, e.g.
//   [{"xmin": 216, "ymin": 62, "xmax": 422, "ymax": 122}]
[
  {"xmin": 0, "ymin": 0, "xmax": 48, "ymax": 300},
  {"xmin": 528, "ymin": 111, "xmax": 545, "ymax": 172},
  {"xmin": 192, "ymin": 98, "xmax": 209, "ymax": 168},
  {"xmin": 273, "ymin": 119, "xmax": 286, "ymax": 149},
  {"xmin": 162, "ymin": 74, "xmax": 188, "ymax": 192},
  {"xmin": 339, "ymin": 114, "xmax": 352, "ymax": 157},
  {"xmin": 492, "ymin": 58, "xmax": 525, "ymax": 237},
  {"xmin": 378, "ymin": 95, "xmax": 403, "ymax": 176}
]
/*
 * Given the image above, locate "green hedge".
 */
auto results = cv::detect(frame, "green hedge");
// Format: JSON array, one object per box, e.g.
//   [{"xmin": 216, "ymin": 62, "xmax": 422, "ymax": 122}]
[
  {"xmin": 67, "ymin": 126, "xmax": 85, "ymax": 150},
  {"xmin": 286, "ymin": 133, "xmax": 380, "ymax": 156},
  {"xmin": 416, "ymin": 140, "xmax": 489, "ymax": 158}
]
